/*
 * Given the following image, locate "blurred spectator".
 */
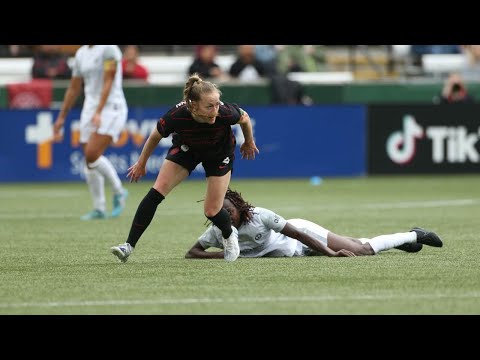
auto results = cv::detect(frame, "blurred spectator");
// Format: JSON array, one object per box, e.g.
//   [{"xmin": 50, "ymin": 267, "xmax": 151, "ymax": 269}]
[
  {"xmin": 231, "ymin": 44, "xmax": 305, "ymax": 105},
  {"xmin": 229, "ymin": 45, "xmax": 266, "ymax": 81},
  {"xmin": 251, "ymin": 45, "xmax": 315, "ymax": 105},
  {"xmin": 433, "ymin": 73, "xmax": 474, "ymax": 104},
  {"xmin": 188, "ymin": 45, "xmax": 225, "ymax": 80},
  {"xmin": 121, "ymin": 45, "xmax": 149, "ymax": 82},
  {"xmin": 0, "ymin": 45, "xmax": 35, "ymax": 57},
  {"xmin": 269, "ymin": 74, "xmax": 308, "ymax": 105},
  {"xmin": 460, "ymin": 45, "xmax": 480, "ymax": 81},
  {"xmin": 255, "ymin": 45, "xmax": 279, "ymax": 76},
  {"xmin": 277, "ymin": 45, "xmax": 327, "ymax": 74},
  {"xmin": 31, "ymin": 45, "xmax": 72, "ymax": 80}
]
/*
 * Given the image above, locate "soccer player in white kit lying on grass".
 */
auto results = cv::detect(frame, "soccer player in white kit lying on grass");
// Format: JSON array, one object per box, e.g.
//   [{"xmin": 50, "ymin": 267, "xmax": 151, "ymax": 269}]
[{"xmin": 185, "ymin": 189, "xmax": 443, "ymax": 259}]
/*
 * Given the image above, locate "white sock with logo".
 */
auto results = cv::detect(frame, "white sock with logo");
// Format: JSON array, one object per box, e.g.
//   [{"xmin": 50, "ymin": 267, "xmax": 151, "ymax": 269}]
[
  {"xmin": 365, "ymin": 232, "xmax": 417, "ymax": 254},
  {"xmin": 84, "ymin": 165, "xmax": 106, "ymax": 212},
  {"xmin": 88, "ymin": 155, "xmax": 123, "ymax": 195}
]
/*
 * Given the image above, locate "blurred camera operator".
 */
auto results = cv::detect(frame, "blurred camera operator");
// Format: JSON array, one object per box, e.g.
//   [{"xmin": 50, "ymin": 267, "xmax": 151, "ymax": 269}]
[{"xmin": 435, "ymin": 73, "xmax": 475, "ymax": 104}]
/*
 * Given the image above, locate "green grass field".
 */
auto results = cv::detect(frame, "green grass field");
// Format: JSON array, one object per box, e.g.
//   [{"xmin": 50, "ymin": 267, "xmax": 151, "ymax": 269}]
[{"xmin": 1, "ymin": 175, "xmax": 479, "ymax": 314}]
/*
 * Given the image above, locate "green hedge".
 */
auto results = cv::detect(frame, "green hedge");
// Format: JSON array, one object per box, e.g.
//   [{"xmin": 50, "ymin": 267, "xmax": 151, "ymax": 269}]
[
  {"xmin": 52, "ymin": 83, "xmax": 271, "ymax": 107},
  {"xmin": 2, "ymin": 81, "xmax": 480, "ymax": 108},
  {"xmin": 0, "ymin": 86, "xmax": 7, "ymax": 107}
]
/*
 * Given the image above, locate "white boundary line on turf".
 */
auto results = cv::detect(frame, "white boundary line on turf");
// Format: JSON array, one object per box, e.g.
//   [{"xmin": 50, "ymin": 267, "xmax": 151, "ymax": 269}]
[
  {"xmin": 0, "ymin": 292, "xmax": 479, "ymax": 309},
  {"xmin": 0, "ymin": 199, "xmax": 479, "ymax": 219},
  {"xmin": 0, "ymin": 190, "xmax": 84, "ymax": 198},
  {"xmin": 279, "ymin": 198, "xmax": 480, "ymax": 212},
  {"xmin": 363, "ymin": 199, "xmax": 479, "ymax": 209}
]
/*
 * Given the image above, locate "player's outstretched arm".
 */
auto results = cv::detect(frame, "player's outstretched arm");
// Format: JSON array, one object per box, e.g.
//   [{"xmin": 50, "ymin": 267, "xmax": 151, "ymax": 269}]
[
  {"xmin": 127, "ymin": 127, "xmax": 163, "ymax": 183},
  {"xmin": 185, "ymin": 241, "xmax": 224, "ymax": 259}
]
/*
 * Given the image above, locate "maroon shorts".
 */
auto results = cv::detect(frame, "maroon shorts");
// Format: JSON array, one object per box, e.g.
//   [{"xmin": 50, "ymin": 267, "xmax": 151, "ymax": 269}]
[{"xmin": 165, "ymin": 145, "xmax": 235, "ymax": 177}]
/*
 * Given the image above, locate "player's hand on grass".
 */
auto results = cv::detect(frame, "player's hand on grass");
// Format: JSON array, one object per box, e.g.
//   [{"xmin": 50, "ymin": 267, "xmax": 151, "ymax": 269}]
[{"xmin": 335, "ymin": 249, "xmax": 356, "ymax": 257}]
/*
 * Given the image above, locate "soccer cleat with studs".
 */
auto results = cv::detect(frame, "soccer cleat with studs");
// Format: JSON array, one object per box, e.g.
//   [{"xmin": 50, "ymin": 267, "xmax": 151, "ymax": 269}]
[
  {"xmin": 80, "ymin": 209, "xmax": 107, "ymax": 221},
  {"xmin": 395, "ymin": 242, "xmax": 423, "ymax": 253},
  {"xmin": 411, "ymin": 227, "xmax": 443, "ymax": 247},
  {"xmin": 111, "ymin": 243, "xmax": 133, "ymax": 263},
  {"xmin": 111, "ymin": 189, "xmax": 129, "ymax": 218},
  {"xmin": 223, "ymin": 226, "xmax": 240, "ymax": 262}
]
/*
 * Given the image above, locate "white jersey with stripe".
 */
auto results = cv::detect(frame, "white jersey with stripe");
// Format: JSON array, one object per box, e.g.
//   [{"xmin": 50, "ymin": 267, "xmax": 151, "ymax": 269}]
[
  {"xmin": 72, "ymin": 45, "xmax": 127, "ymax": 110},
  {"xmin": 197, "ymin": 207, "xmax": 331, "ymax": 257}
]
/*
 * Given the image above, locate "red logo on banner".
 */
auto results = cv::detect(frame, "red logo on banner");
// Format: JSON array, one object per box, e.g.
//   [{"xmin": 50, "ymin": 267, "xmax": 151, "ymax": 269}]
[{"xmin": 7, "ymin": 79, "xmax": 52, "ymax": 109}]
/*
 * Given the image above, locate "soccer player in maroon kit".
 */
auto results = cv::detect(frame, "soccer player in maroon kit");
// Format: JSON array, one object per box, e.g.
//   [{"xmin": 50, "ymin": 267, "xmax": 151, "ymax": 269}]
[{"xmin": 111, "ymin": 73, "xmax": 259, "ymax": 263}]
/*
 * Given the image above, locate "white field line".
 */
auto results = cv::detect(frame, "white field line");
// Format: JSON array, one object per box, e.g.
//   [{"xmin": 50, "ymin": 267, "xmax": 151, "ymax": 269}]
[
  {"xmin": 0, "ymin": 199, "xmax": 478, "ymax": 220},
  {"xmin": 278, "ymin": 199, "xmax": 480, "ymax": 212},
  {"xmin": 0, "ymin": 213, "xmax": 193, "ymax": 219},
  {"xmin": 0, "ymin": 210, "xmax": 194, "ymax": 219},
  {"xmin": 363, "ymin": 199, "xmax": 478, "ymax": 209},
  {"xmin": 0, "ymin": 190, "xmax": 84, "ymax": 198},
  {"xmin": 1, "ymin": 292, "xmax": 479, "ymax": 309}
]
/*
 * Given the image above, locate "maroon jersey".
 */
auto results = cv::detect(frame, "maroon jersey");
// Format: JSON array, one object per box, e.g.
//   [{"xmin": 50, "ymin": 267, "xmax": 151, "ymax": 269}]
[{"xmin": 156, "ymin": 100, "xmax": 242, "ymax": 156}]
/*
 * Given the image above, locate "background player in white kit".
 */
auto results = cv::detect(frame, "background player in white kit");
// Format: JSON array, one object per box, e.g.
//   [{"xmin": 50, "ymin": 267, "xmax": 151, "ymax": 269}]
[
  {"xmin": 185, "ymin": 189, "xmax": 443, "ymax": 259},
  {"xmin": 53, "ymin": 45, "xmax": 129, "ymax": 220}
]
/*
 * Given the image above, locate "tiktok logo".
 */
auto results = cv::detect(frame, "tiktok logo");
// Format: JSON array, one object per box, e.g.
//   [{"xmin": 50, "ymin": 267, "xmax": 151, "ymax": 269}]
[{"xmin": 386, "ymin": 115, "xmax": 424, "ymax": 164}]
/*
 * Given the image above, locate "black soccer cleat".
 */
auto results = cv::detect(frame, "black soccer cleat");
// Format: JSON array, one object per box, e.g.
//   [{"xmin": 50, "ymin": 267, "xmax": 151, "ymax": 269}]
[
  {"xmin": 395, "ymin": 242, "xmax": 423, "ymax": 253},
  {"xmin": 411, "ymin": 227, "xmax": 443, "ymax": 248}
]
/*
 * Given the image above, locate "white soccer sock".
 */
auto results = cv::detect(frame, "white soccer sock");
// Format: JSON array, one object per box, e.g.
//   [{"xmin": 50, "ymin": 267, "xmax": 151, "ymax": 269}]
[
  {"xmin": 88, "ymin": 155, "xmax": 123, "ymax": 195},
  {"xmin": 365, "ymin": 232, "xmax": 417, "ymax": 254},
  {"xmin": 84, "ymin": 165, "xmax": 106, "ymax": 212}
]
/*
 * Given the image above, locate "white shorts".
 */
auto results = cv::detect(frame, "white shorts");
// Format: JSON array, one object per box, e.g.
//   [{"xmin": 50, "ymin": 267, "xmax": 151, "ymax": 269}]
[
  {"xmin": 80, "ymin": 102, "xmax": 127, "ymax": 144},
  {"xmin": 287, "ymin": 218, "xmax": 330, "ymax": 256}
]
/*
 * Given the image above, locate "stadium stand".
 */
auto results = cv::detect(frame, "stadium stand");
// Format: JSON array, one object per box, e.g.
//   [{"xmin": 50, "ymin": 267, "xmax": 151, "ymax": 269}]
[
  {"xmin": 0, "ymin": 54, "xmax": 354, "ymax": 85},
  {"xmin": 0, "ymin": 55, "xmax": 236, "ymax": 85},
  {"xmin": 140, "ymin": 54, "xmax": 236, "ymax": 84},
  {"xmin": 2, "ymin": 45, "xmax": 460, "ymax": 85}
]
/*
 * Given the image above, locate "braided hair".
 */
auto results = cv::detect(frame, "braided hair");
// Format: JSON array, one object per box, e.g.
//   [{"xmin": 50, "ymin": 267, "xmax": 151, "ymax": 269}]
[{"xmin": 225, "ymin": 188, "xmax": 255, "ymax": 225}]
